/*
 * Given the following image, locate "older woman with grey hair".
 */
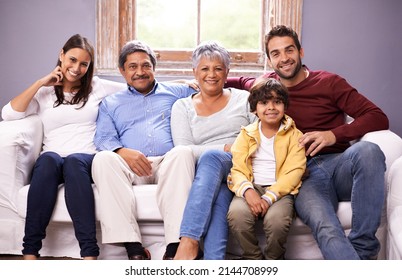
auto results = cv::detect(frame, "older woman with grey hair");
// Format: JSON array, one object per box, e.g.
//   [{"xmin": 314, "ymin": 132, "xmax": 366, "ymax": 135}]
[{"xmin": 171, "ymin": 41, "xmax": 256, "ymax": 259}]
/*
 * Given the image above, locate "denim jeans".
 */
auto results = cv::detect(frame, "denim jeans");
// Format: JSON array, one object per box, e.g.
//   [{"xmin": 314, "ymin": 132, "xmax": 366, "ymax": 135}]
[
  {"xmin": 180, "ymin": 150, "xmax": 234, "ymax": 260},
  {"xmin": 294, "ymin": 141, "xmax": 386, "ymax": 260},
  {"xmin": 22, "ymin": 152, "xmax": 99, "ymax": 257}
]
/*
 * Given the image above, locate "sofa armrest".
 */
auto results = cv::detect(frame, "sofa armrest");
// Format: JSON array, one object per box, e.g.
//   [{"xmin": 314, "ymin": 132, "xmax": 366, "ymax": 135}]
[
  {"xmin": 387, "ymin": 156, "xmax": 402, "ymax": 217},
  {"xmin": 0, "ymin": 115, "xmax": 43, "ymax": 211},
  {"xmin": 360, "ymin": 130, "xmax": 402, "ymax": 179}
]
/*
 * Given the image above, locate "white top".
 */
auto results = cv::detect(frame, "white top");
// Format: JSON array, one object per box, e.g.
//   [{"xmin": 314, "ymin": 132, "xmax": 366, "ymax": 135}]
[
  {"xmin": 252, "ymin": 122, "xmax": 277, "ymax": 185},
  {"xmin": 171, "ymin": 88, "xmax": 257, "ymax": 159},
  {"xmin": 1, "ymin": 77, "xmax": 126, "ymax": 157}
]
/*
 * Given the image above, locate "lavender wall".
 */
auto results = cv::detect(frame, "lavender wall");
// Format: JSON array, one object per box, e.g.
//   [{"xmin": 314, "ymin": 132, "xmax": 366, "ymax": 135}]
[
  {"xmin": 0, "ymin": 0, "xmax": 96, "ymax": 116},
  {"xmin": 1, "ymin": 0, "xmax": 401, "ymax": 136},
  {"xmin": 301, "ymin": 0, "xmax": 402, "ymax": 136}
]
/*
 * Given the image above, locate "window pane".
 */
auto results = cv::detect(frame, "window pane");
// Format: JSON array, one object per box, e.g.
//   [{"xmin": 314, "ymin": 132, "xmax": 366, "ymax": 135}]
[
  {"xmin": 137, "ymin": 0, "xmax": 197, "ymax": 49},
  {"xmin": 200, "ymin": 0, "xmax": 261, "ymax": 50}
]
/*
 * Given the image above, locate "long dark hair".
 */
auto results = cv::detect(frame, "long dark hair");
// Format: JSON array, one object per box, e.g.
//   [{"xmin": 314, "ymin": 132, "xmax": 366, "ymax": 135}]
[{"xmin": 54, "ymin": 34, "xmax": 94, "ymax": 108}]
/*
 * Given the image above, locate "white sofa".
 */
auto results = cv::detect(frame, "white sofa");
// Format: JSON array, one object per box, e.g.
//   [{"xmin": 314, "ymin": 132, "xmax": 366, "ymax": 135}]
[
  {"xmin": 1, "ymin": 113, "xmax": 402, "ymax": 260},
  {"xmin": 387, "ymin": 155, "xmax": 402, "ymax": 259}
]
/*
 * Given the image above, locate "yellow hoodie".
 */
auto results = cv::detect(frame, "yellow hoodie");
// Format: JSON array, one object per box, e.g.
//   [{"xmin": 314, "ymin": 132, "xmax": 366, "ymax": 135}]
[{"xmin": 227, "ymin": 115, "xmax": 306, "ymax": 206}]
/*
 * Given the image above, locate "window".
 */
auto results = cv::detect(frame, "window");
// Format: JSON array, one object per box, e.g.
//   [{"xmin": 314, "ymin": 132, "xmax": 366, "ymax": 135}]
[{"xmin": 96, "ymin": 0, "xmax": 303, "ymax": 77}]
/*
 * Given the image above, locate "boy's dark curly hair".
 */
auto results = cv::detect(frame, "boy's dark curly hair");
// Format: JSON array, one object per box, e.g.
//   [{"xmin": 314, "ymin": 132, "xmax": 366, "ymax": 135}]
[{"xmin": 248, "ymin": 77, "xmax": 289, "ymax": 112}]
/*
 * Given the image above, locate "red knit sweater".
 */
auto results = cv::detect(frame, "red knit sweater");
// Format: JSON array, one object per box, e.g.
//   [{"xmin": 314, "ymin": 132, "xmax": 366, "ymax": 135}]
[{"xmin": 226, "ymin": 67, "xmax": 389, "ymax": 154}]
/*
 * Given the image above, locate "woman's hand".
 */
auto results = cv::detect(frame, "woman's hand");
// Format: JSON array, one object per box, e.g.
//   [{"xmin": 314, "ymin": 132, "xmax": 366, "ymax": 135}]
[
  {"xmin": 10, "ymin": 66, "xmax": 65, "ymax": 112},
  {"xmin": 40, "ymin": 66, "xmax": 64, "ymax": 87}
]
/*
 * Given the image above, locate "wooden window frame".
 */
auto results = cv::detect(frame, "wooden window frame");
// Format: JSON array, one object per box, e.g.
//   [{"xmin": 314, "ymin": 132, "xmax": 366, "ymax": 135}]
[{"xmin": 95, "ymin": 0, "xmax": 303, "ymax": 77}]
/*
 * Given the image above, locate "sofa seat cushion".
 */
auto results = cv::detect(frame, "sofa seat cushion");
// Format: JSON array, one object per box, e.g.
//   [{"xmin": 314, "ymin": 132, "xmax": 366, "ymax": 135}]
[
  {"xmin": 18, "ymin": 182, "xmax": 353, "ymax": 227},
  {"xmin": 289, "ymin": 201, "xmax": 352, "ymax": 235},
  {"xmin": 17, "ymin": 183, "xmax": 162, "ymax": 222}
]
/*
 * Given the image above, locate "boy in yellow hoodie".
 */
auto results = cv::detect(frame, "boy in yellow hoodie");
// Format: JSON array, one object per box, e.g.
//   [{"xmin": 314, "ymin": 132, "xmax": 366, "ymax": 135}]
[{"xmin": 227, "ymin": 77, "xmax": 306, "ymax": 260}]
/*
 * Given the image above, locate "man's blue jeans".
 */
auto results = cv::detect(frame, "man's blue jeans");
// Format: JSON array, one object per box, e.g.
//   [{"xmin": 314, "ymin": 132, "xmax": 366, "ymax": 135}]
[
  {"xmin": 180, "ymin": 150, "xmax": 234, "ymax": 260},
  {"xmin": 22, "ymin": 152, "xmax": 99, "ymax": 258},
  {"xmin": 294, "ymin": 141, "xmax": 386, "ymax": 259}
]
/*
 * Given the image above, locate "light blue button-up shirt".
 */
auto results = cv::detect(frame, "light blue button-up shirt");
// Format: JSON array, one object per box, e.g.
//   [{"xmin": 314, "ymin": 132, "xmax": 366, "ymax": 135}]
[{"xmin": 94, "ymin": 80, "xmax": 195, "ymax": 156}]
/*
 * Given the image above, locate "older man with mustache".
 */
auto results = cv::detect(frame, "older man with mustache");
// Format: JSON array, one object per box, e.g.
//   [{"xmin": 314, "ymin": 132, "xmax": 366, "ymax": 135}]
[{"xmin": 91, "ymin": 40, "xmax": 197, "ymax": 260}]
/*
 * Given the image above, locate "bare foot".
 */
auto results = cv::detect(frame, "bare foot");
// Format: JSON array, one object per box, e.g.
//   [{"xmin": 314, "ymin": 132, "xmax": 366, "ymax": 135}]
[
  {"xmin": 23, "ymin": 254, "xmax": 38, "ymax": 260},
  {"xmin": 173, "ymin": 237, "xmax": 199, "ymax": 260}
]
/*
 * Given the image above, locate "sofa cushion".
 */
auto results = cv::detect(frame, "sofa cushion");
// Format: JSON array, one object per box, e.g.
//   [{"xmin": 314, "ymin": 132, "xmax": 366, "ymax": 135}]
[{"xmin": 17, "ymin": 183, "xmax": 162, "ymax": 222}]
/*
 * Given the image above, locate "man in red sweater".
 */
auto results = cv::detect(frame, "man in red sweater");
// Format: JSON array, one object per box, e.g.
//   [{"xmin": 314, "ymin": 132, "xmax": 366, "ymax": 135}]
[{"xmin": 226, "ymin": 25, "xmax": 389, "ymax": 260}]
